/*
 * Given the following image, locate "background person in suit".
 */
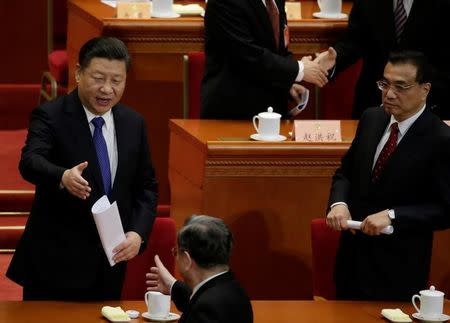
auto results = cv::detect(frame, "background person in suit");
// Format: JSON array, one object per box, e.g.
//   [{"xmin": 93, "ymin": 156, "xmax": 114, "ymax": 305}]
[
  {"xmin": 7, "ymin": 37, "xmax": 158, "ymax": 300},
  {"xmin": 146, "ymin": 215, "xmax": 253, "ymax": 323},
  {"xmin": 201, "ymin": 0, "xmax": 329, "ymax": 119},
  {"xmin": 326, "ymin": 51, "xmax": 450, "ymax": 300},
  {"xmin": 316, "ymin": 0, "xmax": 450, "ymax": 119}
]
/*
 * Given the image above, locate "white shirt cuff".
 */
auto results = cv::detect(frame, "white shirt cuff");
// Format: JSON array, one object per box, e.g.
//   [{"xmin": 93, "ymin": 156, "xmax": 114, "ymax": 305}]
[
  {"xmin": 330, "ymin": 201, "xmax": 348, "ymax": 209},
  {"xmin": 295, "ymin": 61, "xmax": 304, "ymax": 82}
]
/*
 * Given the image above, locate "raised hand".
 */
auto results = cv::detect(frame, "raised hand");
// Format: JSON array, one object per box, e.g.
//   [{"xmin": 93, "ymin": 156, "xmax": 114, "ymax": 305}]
[
  {"xmin": 146, "ymin": 255, "xmax": 176, "ymax": 295},
  {"xmin": 61, "ymin": 161, "xmax": 91, "ymax": 199}
]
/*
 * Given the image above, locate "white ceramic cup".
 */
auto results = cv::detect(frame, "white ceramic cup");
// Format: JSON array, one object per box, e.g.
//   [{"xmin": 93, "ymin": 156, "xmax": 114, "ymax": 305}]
[
  {"xmin": 412, "ymin": 286, "xmax": 444, "ymax": 320},
  {"xmin": 317, "ymin": 0, "xmax": 342, "ymax": 14},
  {"xmin": 144, "ymin": 291, "xmax": 171, "ymax": 318},
  {"xmin": 152, "ymin": 0, "xmax": 174, "ymax": 16},
  {"xmin": 252, "ymin": 107, "xmax": 281, "ymax": 140}
]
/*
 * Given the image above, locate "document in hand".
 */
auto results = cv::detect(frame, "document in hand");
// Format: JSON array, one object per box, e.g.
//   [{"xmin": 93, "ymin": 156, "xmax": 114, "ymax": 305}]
[{"xmin": 91, "ymin": 195, "xmax": 126, "ymax": 266}]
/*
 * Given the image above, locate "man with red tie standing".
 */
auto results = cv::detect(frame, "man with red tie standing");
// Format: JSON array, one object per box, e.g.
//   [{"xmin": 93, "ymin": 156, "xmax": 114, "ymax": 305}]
[
  {"xmin": 326, "ymin": 51, "xmax": 450, "ymax": 300},
  {"xmin": 201, "ymin": 0, "xmax": 329, "ymax": 119}
]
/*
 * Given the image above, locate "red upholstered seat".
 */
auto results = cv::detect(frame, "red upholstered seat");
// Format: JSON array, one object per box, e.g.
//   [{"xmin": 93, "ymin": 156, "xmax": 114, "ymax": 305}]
[
  {"xmin": 311, "ymin": 218, "xmax": 341, "ymax": 300},
  {"xmin": 0, "ymin": 129, "xmax": 33, "ymax": 192},
  {"xmin": 0, "ymin": 84, "xmax": 40, "ymax": 129},
  {"xmin": 121, "ymin": 212, "xmax": 176, "ymax": 299},
  {"xmin": 183, "ymin": 52, "xmax": 205, "ymax": 119},
  {"xmin": 320, "ymin": 60, "xmax": 362, "ymax": 119},
  {"xmin": 48, "ymin": 50, "xmax": 68, "ymax": 84}
]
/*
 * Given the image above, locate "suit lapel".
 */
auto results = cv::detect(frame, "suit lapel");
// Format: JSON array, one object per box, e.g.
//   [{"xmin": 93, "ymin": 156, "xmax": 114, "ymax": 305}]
[
  {"xmin": 64, "ymin": 90, "xmax": 105, "ymax": 200},
  {"xmin": 362, "ymin": 111, "xmax": 390, "ymax": 185},
  {"xmin": 400, "ymin": 0, "xmax": 425, "ymax": 45},
  {"xmin": 376, "ymin": 0, "xmax": 396, "ymax": 48},
  {"xmin": 110, "ymin": 105, "xmax": 125, "ymax": 201},
  {"xmin": 381, "ymin": 109, "xmax": 430, "ymax": 179},
  {"xmin": 249, "ymin": 0, "xmax": 279, "ymax": 50}
]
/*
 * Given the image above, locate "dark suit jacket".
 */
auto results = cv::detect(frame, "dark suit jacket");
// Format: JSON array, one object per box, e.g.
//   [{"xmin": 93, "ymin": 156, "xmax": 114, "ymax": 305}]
[
  {"xmin": 201, "ymin": 0, "xmax": 299, "ymax": 119},
  {"xmin": 334, "ymin": 0, "xmax": 450, "ymax": 118},
  {"xmin": 171, "ymin": 272, "xmax": 253, "ymax": 323},
  {"xmin": 7, "ymin": 90, "xmax": 158, "ymax": 298},
  {"xmin": 328, "ymin": 107, "xmax": 450, "ymax": 300}
]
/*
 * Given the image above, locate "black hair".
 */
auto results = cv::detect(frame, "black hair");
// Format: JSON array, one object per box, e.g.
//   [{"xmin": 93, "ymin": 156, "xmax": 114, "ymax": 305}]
[
  {"xmin": 177, "ymin": 215, "xmax": 233, "ymax": 269},
  {"xmin": 78, "ymin": 37, "xmax": 131, "ymax": 71}
]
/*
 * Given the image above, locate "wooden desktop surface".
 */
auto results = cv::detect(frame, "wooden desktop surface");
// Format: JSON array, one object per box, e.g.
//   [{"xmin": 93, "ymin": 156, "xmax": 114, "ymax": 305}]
[
  {"xmin": 168, "ymin": 119, "xmax": 450, "ymax": 300},
  {"xmin": 67, "ymin": 0, "xmax": 352, "ymax": 203},
  {"xmin": 1, "ymin": 300, "xmax": 445, "ymax": 322}
]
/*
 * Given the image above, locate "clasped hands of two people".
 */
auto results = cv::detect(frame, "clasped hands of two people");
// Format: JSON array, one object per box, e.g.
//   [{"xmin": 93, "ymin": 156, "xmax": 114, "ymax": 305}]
[
  {"xmin": 327, "ymin": 204, "xmax": 393, "ymax": 236},
  {"xmin": 289, "ymin": 47, "xmax": 337, "ymax": 109},
  {"xmin": 61, "ymin": 161, "xmax": 142, "ymax": 263}
]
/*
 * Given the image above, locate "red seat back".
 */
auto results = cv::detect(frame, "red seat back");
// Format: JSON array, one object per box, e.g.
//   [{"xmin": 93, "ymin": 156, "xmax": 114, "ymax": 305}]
[
  {"xmin": 320, "ymin": 60, "xmax": 362, "ymax": 119},
  {"xmin": 310, "ymin": 218, "xmax": 341, "ymax": 300},
  {"xmin": 183, "ymin": 52, "xmax": 205, "ymax": 119},
  {"xmin": 121, "ymin": 209, "xmax": 176, "ymax": 299}
]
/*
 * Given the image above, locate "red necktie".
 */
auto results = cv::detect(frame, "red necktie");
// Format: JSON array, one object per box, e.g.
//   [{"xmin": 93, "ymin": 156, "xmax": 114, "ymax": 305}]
[
  {"xmin": 394, "ymin": 0, "xmax": 407, "ymax": 42},
  {"xmin": 372, "ymin": 122, "xmax": 399, "ymax": 183},
  {"xmin": 265, "ymin": 0, "xmax": 280, "ymax": 47}
]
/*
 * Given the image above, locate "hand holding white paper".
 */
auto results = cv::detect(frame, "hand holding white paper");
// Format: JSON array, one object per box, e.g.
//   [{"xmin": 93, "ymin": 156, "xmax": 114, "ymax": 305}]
[
  {"xmin": 92, "ymin": 195, "xmax": 126, "ymax": 266},
  {"xmin": 347, "ymin": 220, "xmax": 394, "ymax": 235}
]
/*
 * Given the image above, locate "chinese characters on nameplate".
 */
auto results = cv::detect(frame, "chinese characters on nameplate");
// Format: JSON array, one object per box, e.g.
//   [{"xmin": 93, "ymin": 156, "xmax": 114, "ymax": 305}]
[{"xmin": 293, "ymin": 120, "xmax": 342, "ymax": 142}]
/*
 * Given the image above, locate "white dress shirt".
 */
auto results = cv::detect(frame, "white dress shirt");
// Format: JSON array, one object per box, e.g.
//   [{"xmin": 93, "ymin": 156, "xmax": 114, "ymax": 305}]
[
  {"xmin": 394, "ymin": 0, "xmax": 414, "ymax": 16},
  {"xmin": 83, "ymin": 107, "xmax": 118, "ymax": 185}
]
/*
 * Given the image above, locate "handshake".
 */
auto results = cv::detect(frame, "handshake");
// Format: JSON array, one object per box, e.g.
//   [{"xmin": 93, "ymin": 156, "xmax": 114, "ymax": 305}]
[{"xmin": 289, "ymin": 47, "xmax": 337, "ymax": 116}]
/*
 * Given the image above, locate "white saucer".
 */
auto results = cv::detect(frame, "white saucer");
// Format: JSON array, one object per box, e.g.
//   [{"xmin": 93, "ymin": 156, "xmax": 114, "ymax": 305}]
[
  {"xmin": 412, "ymin": 313, "xmax": 450, "ymax": 322},
  {"xmin": 142, "ymin": 312, "xmax": 180, "ymax": 322},
  {"xmin": 151, "ymin": 12, "xmax": 180, "ymax": 18},
  {"xmin": 250, "ymin": 134, "xmax": 287, "ymax": 142},
  {"xmin": 312, "ymin": 12, "xmax": 348, "ymax": 19}
]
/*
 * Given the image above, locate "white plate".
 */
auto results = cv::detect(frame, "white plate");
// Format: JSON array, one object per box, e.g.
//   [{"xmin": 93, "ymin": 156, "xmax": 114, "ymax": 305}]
[
  {"xmin": 412, "ymin": 313, "xmax": 450, "ymax": 322},
  {"xmin": 151, "ymin": 12, "xmax": 180, "ymax": 18},
  {"xmin": 250, "ymin": 134, "xmax": 287, "ymax": 142},
  {"xmin": 312, "ymin": 12, "xmax": 348, "ymax": 19},
  {"xmin": 141, "ymin": 312, "xmax": 180, "ymax": 322}
]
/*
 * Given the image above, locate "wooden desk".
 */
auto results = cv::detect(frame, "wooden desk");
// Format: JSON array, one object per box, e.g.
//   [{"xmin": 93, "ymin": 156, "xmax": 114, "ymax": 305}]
[
  {"xmin": 0, "ymin": 300, "xmax": 448, "ymax": 322},
  {"xmin": 168, "ymin": 119, "xmax": 450, "ymax": 300},
  {"xmin": 169, "ymin": 119, "xmax": 355, "ymax": 299},
  {"xmin": 67, "ymin": 0, "xmax": 352, "ymax": 203}
]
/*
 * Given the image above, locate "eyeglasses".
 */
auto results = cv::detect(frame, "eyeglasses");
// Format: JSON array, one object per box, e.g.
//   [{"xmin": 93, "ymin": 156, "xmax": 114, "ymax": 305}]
[{"xmin": 376, "ymin": 80, "xmax": 417, "ymax": 94}]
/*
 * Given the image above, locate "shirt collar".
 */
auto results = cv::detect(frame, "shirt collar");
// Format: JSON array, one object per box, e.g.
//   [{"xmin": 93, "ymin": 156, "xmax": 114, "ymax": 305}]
[
  {"xmin": 83, "ymin": 106, "xmax": 113, "ymax": 130},
  {"xmin": 190, "ymin": 270, "xmax": 228, "ymax": 299},
  {"xmin": 389, "ymin": 104, "xmax": 426, "ymax": 136}
]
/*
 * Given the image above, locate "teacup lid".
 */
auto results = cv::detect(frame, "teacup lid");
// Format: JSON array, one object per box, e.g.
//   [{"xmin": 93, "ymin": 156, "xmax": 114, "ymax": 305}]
[
  {"xmin": 258, "ymin": 107, "xmax": 281, "ymax": 119},
  {"xmin": 420, "ymin": 285, "xmax": 445, "ymax": 297}
]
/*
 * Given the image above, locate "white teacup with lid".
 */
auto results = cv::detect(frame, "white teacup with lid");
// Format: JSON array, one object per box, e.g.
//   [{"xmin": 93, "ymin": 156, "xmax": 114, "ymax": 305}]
[
  {"xmin": 412, "ymin": 285, "xmax": 444, "ymax": 320},
  {"xmin": 252, "ymin": 107, "xmax": 281, "ymax": 140}
]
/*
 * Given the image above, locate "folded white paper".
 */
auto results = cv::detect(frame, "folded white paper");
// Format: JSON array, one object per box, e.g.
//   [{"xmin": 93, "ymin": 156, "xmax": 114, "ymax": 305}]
[
  {"xmin": 92, "ymin": 195, "xmax": 126, "ymax": 266},
  {"xmin": 347, "ymin": 220, "xmax": 394, "ymax": 235}
]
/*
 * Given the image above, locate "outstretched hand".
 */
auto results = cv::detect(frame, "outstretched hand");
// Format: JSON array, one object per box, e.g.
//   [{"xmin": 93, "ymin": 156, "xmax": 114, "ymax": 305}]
[
  {"xmin": 61, "ymin": 161, "xmax": 91, "ymax": 199},
  {"xmin": 146, "ymin": 255, "xmax": 176, "ymax": 295},
  {"xmin": 314, "ymin": 47, "xmax": 337, "ymax": 72},
  {"xmin": 301, "ymin": 56, "xmax": 328, "ymax": 87}
]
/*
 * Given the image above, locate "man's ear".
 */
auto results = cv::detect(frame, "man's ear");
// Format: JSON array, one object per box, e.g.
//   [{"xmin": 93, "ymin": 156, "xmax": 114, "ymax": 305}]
[
  {"xmin": 75, "ymin": 63, "xmax": 81, "ymax": 83},
  {"xmin": 180, "ymin": 250, "xmax": 193, "ymax": 271}
]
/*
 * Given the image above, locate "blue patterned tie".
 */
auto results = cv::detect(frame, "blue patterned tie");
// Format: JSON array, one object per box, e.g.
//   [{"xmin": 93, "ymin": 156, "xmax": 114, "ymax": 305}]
[{"xmin": 92, "ymin": 117, "xmax": 111, "ymax": 196}]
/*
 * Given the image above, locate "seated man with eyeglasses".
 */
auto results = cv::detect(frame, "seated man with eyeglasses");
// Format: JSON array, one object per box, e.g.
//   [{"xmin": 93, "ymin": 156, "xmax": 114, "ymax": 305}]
[
  {"xmin": 146, "ymin": 215, "xmax": 253, "ymax": 323},
  {"xmin": 326, "ymin": 50, "xmax": 450, "ymax": 301}
]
